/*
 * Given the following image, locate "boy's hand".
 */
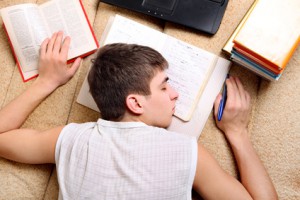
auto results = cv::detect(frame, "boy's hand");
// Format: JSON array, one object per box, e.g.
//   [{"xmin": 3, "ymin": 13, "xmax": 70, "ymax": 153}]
[
  {"xmin": 214, "ymin": 76, "xmax": 251, "ymax": 143},
  {"xmin": 37, "ymin": 31, "xmax": 81, "ymax": 91}
]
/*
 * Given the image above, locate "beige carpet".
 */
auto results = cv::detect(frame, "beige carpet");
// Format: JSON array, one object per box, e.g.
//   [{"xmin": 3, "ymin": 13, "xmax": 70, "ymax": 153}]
[{"xmin": 0, "ymin": 0, "xmax": 299, "ymax": 199}]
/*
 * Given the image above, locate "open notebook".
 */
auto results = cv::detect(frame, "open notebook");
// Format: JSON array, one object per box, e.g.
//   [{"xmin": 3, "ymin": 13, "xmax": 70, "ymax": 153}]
[{"xmin": 77, "ymin": 15, "xmax": 230, "ymax": 138}]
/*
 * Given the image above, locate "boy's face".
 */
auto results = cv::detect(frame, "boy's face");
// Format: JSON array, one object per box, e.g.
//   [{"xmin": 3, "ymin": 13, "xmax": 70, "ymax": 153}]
[{"xmin": 142, "ymin": 70, "xmax": 179, "ymax": 128}]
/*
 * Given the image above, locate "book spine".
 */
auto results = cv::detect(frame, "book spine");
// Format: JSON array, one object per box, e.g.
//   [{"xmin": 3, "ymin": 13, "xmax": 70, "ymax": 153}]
[
  {"xmin": 233, "ymin": 45, "xmax": 283, "ymax": 75},
  {"xmin": 231, "ymin": 53, "xmax": 279, "ymax": 81},
  {"xmin": 233, "ymin": 42, "xmax": 283, "ymax": 70}
]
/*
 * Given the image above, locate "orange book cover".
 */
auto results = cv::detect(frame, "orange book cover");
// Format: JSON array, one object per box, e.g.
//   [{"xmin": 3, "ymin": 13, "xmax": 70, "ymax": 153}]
[
  {"xmin": 233, "ymin": 44, "xmax": 283, "ymax": 75},
  {"xmin": 233, "ymin": 0, "xmax": 300, "ymax": 70}
]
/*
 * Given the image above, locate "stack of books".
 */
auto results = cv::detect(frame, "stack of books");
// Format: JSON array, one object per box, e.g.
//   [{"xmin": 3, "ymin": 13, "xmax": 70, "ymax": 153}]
[{"xmin": 223, "ymin": 0, "xmax": 300, "ymax": 81}]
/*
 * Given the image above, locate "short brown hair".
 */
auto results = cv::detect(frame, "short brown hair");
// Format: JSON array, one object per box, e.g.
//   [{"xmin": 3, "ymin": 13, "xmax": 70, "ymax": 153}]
[{"xmin": 88, "ymin": 43, "xmax": 168, "ymax": 121}]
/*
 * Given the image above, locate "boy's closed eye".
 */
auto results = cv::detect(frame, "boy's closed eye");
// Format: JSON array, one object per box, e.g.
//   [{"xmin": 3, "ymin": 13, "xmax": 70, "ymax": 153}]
[
  {"xmin": 161, "ymin": 77, "xmax": 169, "ymax": 91},
  {"xmin": 161, "ymin": 85, "xmax": 167, "ymax": 91}
]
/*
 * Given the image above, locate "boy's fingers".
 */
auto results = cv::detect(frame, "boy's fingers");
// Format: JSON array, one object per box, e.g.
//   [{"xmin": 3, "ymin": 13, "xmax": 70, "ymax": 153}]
[
  {"xmin": 234, "ymin": 77, "xmax": 250, "ymax": 108},
  {"xmin": 53, "ymin": 31, "xmax": 64, "ymax": 53},
  {"xmin": 225, "ymin": 77, "xmax": 236, "ymax": 104},
  {"xmin": 60, "ymin": 36, "xmax": 71, "ymax": 60},
  {"xmin": 235, "ymin": 77, "xmax": 245, "ymax": 98},
  {"xmin": 40, "ymin": 38, "xmax": 49, "ymax": 57},
  {"xmin": 245, "ymin": 91, "xmax": 251, "ymax": 109},
  {"xmin": 47, "ymin": 32, "xmax": 58, "ymax": 53},
  {"xmin": 68, "ymin": 57, "xmax": 81, "ymax": 76}
]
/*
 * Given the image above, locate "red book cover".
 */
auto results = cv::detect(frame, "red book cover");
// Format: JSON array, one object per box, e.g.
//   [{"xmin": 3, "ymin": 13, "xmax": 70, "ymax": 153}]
[{"xmin": 233, "ymin": 43, "xmax": 283, "ymax": 75}]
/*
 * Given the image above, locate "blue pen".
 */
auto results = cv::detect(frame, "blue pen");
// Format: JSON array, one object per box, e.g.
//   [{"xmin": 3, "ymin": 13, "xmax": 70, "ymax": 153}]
[{"xmin": 217, "ymin": 74, "xmax": 229, "ymax": 121}]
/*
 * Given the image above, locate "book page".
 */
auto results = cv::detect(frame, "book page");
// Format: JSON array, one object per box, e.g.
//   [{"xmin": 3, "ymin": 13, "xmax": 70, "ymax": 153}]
[
  {"xmin": 161, "ymin": 37, "xmax": 217, "ymax": 121},
  {"xmin": 1, "ymin": 4, "xmax": 48, "ymax": 73},
  {"xmin": 103, "ymin": 15, "xmax": 166, "ymax": 51},
  {"xmin": 40, "ymin": 0, "xmax": 98, "ymax": 59}
]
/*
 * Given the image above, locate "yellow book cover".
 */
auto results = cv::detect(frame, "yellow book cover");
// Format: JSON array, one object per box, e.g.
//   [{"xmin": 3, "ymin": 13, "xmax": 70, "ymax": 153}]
[
  {"xmin": 222, "ymin": 0, "xmax": 258, "ymax": 55},
  {"xmin": 233, "ymin": 0, "xmax": 300, "ymax": 70}
]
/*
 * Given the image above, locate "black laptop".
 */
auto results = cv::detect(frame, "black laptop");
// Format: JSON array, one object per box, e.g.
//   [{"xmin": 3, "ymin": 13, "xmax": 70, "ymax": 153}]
[{"xmin": 101, "ymin": 0, "xmax": 229, "ymax": 34}]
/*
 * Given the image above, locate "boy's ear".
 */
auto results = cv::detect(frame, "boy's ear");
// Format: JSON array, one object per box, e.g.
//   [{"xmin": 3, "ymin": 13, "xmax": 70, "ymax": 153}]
[{"xmin": 126, "ymin": 95, "xmax": 144, "ymax": 114}]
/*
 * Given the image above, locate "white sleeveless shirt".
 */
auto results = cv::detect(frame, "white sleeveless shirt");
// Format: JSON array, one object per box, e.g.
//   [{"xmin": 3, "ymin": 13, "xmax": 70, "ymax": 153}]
[{"xmin": 55, "ymin": 119, "xmax": 197, "ymax": 200}]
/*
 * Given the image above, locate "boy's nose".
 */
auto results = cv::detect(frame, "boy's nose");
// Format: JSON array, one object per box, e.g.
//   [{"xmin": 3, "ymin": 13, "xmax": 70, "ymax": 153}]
[{"xmin": 170, "ymin": 87, "xmax": 179, "ymax": 100}]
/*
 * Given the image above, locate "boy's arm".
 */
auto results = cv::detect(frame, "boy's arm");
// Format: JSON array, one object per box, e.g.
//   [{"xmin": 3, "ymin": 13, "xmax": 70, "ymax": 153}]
[
  {"xmin": 0, "ymin": 32, "xmax": 81, "ymax": 164},
  {"xmin": 193, "ymin": 77, "xmax": 278, "ymax": 199},
  {"xmin": 0, "ymin": 32, "xmax": 80, "ymax": 133},
  {"xmin": 215, "ymin": 77, "xmax": 277, "ymax": 199},
  {"xmin": 0, "ymin": 127, "xmax": 63, "ymax": 164}
]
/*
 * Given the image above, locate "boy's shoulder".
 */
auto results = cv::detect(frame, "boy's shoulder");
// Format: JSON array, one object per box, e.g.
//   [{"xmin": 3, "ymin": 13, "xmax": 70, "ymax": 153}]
[{"xmin": 144, "ymin": 124, "xmax": 197, "ymax": 142}]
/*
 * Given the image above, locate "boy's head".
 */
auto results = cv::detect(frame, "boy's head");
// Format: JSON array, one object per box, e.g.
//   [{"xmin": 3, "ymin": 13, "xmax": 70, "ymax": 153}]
[{"xmin": 88, "ymin": 43, "xmax": 178, "ymax": 127}]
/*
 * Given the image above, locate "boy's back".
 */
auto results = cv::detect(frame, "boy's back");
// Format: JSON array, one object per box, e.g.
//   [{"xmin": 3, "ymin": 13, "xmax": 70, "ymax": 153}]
[{"xmin": 56, "ymin": 119, "xmax": 197, "ymax": 199}]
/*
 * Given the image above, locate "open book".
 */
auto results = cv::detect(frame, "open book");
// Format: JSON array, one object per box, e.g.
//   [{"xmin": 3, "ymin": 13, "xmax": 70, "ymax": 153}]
[
  {"xmin": 0, "ymin": 0, "xmax": 99, "ymax": 82},
  {"xmin": 77, "ymin": 15, "xmax": 231, "ymax": 137}
]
